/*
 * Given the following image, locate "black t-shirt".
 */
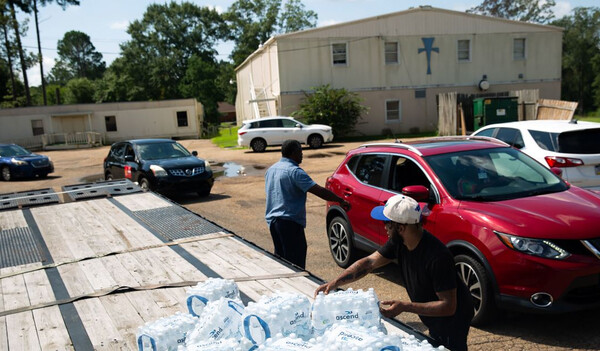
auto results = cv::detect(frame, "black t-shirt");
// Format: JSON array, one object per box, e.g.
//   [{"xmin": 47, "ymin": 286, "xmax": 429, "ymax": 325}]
[{"xmin": 378, "ymin": 230, "xmax": 474, "ymax": 338}]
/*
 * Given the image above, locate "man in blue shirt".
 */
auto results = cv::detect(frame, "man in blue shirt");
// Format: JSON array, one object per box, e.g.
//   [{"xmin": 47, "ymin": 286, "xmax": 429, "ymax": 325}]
[{"xmin": 265, "ymin": 140, "xmax": 350, "ymax": 269}]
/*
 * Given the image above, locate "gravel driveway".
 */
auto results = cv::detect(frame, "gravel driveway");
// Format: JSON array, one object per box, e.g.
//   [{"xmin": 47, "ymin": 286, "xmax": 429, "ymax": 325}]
[{"xmin": 1, "ymin": 139, "xmax": 598, "ymax": 350}]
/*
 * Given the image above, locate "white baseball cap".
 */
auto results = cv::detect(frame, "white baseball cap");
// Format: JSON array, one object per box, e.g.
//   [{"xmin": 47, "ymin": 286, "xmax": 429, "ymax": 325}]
[{"xmin": 370, "ymin": 195, "xmax": 422, "ymax": 224}]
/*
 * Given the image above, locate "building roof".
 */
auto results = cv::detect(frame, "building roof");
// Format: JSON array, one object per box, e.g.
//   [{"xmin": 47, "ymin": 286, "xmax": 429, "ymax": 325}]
[{"xmin": 236, "ymin": 6, "xmax": 563, "ymax": 71}]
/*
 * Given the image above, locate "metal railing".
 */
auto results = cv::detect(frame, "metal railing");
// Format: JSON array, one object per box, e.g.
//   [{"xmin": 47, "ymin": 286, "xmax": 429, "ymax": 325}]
[{"xmin": 41, "ymin": 132, "xmax": 104, "ymax": 148}]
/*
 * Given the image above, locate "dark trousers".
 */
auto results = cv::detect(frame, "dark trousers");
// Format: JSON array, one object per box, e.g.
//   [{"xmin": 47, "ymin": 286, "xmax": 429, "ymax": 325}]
[
  {"xmin": 429, "ymin": 321, "xmax": 471, "ymax": 351},
  {"xmin": 269, "ymin": 218, "xmax": 307, "ymax": 269}
]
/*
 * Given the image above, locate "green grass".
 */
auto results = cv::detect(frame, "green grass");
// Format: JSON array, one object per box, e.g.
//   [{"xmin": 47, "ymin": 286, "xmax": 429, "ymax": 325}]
[
  {"xmin": 211, "ymin": 124, "xmax": 242, "ymax": 148},
  {"xmin": 578, "ymin": 115, "xmax": 600, "ymax": 123}
]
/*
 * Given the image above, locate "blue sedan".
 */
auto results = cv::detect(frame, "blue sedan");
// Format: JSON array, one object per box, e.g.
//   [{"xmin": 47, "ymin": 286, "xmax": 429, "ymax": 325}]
[{"xmin": 0, "ymin": 144, "xmax": 54, "ymax": 181}]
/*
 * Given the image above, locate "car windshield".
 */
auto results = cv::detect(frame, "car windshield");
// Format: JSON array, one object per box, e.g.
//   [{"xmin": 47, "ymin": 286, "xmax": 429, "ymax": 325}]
[
  {"xmin": 425, "ymin": 147, "xmax": 568, "ymax": 201},
  {"xmin": 0, "ymin": 145, "xmax": 31, "ymax": 157},
  {"xmin": 136, "ymin": 142, "xmax": 191, "ymax": 160}
]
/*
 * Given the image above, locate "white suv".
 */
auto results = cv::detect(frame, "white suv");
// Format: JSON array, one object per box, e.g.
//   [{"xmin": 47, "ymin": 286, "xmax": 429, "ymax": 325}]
[
  {"xmin": 237, "ymin": 116, "xmax": 334, "ymax": 152},
  {"xmin": 472, "ymin": 120, "xmax": 600, "ymax": 190}
]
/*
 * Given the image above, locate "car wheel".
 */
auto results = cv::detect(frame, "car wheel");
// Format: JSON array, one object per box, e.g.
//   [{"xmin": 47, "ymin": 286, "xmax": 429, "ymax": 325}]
[
  {"xmin": 39, "ymin": 172, "xmax": 48, "ymax": 178},
  {"xmin": 138, "ymin": 177, "xmax": 151, "ymax": 191},
  {"xmin": 454, "ymin": 254, "xmax": 497, "ymax": 326},
  {"xmin": 1, "ymin": 166, "xmax": 11, "ymax": 181},
  {"xmin": 251, "ymin": 138, "xmax": 267, "ymax": 152},
  {"xmin": 328, "ymin": 216, "xmax": 356, "ymax": 268},
  {"xmin": 197, "ymin": 188, "xmax": 211, "ymax": 197},
  {"xmin": 105, "ymin": 172, "xmax": 113, "ymax": 181},
  {"xmin": 308, "ymin": 134, "xmax": 324, "ymax": 149}
]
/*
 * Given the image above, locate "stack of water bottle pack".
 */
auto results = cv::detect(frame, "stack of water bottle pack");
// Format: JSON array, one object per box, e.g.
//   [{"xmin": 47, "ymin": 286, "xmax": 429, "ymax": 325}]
[{"xmin": 135, "ymin": 278, "xmax": 443, "ymax": 351}]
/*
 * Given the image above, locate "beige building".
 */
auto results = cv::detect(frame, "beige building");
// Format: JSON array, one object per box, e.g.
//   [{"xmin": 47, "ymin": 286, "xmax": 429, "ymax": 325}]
[
  {"xmin": 0, "ymin": 99, "xmax": 204, "ymax": 149},
  {"xmin": 235, "ymin": 6, "xmax": 563, "ymax": 135}
]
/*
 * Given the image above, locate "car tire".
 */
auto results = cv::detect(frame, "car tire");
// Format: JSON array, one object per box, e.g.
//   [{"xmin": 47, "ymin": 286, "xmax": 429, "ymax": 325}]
[
  {"xmin": 308, "ymin": 134, "xmax": 324, "ymax": 149},
  {"xmin": 1, "ymin": 166, "xmax": 11, "ymax": 181},
  {"xmin": 454, "ymin": 254, "xmax": 497, "ymax": 326},
  {"xmin": 138, "ymin": 177, "xmax": 151, "ymax": 191},
  {"xmin": 251, "ymin": 138, "xmax": 267, "ymax": 152},
  {"xmin": 327, "ymin": 216, "xmax": 356, "ymax": 268},
  {"xmin": 197, "ymin": 188, "xmax": 211, "ymax": 197},
  {"xmin": 105, "ymin": 172, "xmax": 113, "ymax": 181}
]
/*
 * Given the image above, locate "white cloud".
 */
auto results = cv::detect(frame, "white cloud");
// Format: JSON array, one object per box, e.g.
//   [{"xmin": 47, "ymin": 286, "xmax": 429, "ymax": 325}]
[
  {"xmin": 110, "ymin": 21, "xmax": 129, "ymax": 30},
  {"xmin": 553, "ymin": 1, "xmax": 573, "ymax": 18},
  {"xmin": 318, "ymin": 19, "xmax": 339, "ymax": 27}
]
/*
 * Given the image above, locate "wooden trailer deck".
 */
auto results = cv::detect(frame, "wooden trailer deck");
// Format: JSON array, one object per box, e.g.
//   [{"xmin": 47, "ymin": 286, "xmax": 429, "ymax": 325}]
[{"xmin": 0, "ymin": 181, "xmax": 426, "ymax": 350}]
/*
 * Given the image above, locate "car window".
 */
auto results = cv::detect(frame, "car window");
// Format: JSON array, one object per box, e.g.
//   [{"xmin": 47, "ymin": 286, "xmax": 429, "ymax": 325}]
[
  {"xmin": 0, "ymin": 144, "xmax": 30, "ymax": 157},
  {"xmin": 258, "ymin": 119, "xmax": 283, "ymax": 128},
  {"xmin": 425, "ymin": 147, "xmax": 566, "ymax": 201},
  {"xmin": 281, "ymin": 119, "xmax": 298, "ymax": 128},
  {"xmin": 495, "ymin": 128, "xmax": 525, "ymax": 149},
  {"xmin": 558, "ymin": 128, "xmax": 600, "ymax": 154},
  {"xmin": 125, "ymin": 144, "xmax": 135, "ymax": 158},
  {"xmin": 137, "ymin": 142, "xmax": 190, "ymax": 160},
  {"xmin": 528, "ymin": 130, "xmax": 557, "ymax": 151},
  {"xmin": 110, "ymin": 143, "xmax": 126, "ymax": 159},
  {"xmin": 388, "ymin": 156, "xmax": 430, "ymax": 192},
  {"xmin": 475, "ymin": 128, "xmax": 495, "ymax": 138},
  {"xmin": 353, "ymin": 154, "xmax": 387, "ymax": 187}
]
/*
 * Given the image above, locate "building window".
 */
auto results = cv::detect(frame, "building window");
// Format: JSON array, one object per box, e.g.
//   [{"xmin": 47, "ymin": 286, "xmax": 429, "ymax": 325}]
[
  {"xmin": 176, "ymin": 111, "xmax": 188, "ymax": 127},
  {"xmin": 457, "ymin": 40, "xmax": 470, "ymax": 62},
  {"xmin": 386, "ymin": 100, "xmax": 401, "ymax": 122},
  {"xmin": 31, "ymin": 120, "xmax": 44, "ymax": 136},
  {"xmin": 513, "ymin": 38, "xmax": 526, "ymax": 60},
  {"xmin": 332, "ymin": 43, "xmax": 347, "ymax": 65},
  {"xmin": 385, "ymin": 42, "xmax": 398, "ymax": 64},
  {"xmin": 105, "ymin": 116, "xmax": 117, "ymax": 132},
  {"xmin": 415, "ymin": 89, "xmax": 426, "ymax": 99}
]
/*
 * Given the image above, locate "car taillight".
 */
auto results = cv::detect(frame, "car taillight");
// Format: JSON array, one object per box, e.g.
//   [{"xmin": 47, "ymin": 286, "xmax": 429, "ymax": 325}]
[
  {"xmin": 124, "ymin": 165, "xmax": 132, "ymax": 179},
  {"xmin": 544, "ymin": 156, "xmax": 584, "ymax": 168},
  {"xmin": 238, "ymin": 131, "xmax": 247, "ymax": 136}
]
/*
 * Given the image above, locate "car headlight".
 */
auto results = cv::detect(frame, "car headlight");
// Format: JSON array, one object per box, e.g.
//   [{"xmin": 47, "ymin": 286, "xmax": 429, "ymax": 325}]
[
  {"xmin": 150, "ymin": 165, "xmax": 168, "ymax": 177},
  {"xmin": 496, "ymin": 231, "xmax": 569, "ymax": 260},
  {"xmin": 204, "ymin": 161, "xmax": 211, "ymax": 172},
  {"xmin": 11, "ymin": 158, "xmax": 27, "ymax": 165}
]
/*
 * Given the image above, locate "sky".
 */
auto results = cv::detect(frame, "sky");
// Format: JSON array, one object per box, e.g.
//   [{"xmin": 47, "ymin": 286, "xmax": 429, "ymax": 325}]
[{"xmin": 17, "ymin": 0, "xmax": 597, "ymax": 86}]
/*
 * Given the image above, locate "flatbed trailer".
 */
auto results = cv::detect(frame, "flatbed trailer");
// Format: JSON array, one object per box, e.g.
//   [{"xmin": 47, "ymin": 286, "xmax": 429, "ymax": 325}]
[{"xmin": 0, "ymin": 180, "xmax": 430, "ymax": 350}]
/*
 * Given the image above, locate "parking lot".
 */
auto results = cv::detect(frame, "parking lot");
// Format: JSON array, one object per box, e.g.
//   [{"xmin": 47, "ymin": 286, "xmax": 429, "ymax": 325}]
[{"xmin": 1, "ymin": 139, "xmax": 599, "ymax": 350}]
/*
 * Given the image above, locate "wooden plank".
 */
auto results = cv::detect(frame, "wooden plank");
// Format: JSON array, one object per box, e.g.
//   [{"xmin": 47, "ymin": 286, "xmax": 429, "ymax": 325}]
[
  {"xmin": 114, "ymin": 192, "xmax": 173, "ymax": 211},
  {"xmin": 221, "ymin": 237, "xmax": 294, "ymax": 274},
  {"xmin": 148, "ymin": 246, "xmax": 207, "ymax": 283},
  {"xmin": 23, "ymin": 269, "xmax": 55, "ymax": 306},
  {"xmin": 6, "ymin": 311, "xmax": 41, "ymax": 351},
  {"xmin": 1, "ymin": 274, "xmax": 30, "ymax": 312},
  {"xmin": 57, "ymin": 262, "xmax": 95, "ymax": 298},
  {"xmin": 0, "ymin": 317, "xmax": 7, "ymax": 351},
  {"xmin": 79, "ymin": 259, "xmax": 119, "ymax": 292},
  {"xmin": 85, "ymin": 199, "xmax": 164, "ymax": 248},
  {"xmin": 74, "ymin": 298, "xmax": 128, "ymax": 350},
  {"xmin": 0, "ymin": 209, "xmax": 27, "ymax": 230},
  {"xmin": 100, "ymin": 294, "xmax": 145, "ymax": 351},
  {"xmin": 32, "ymin": 306, "xmax": 74, "ymax": 351},
  {"xmin": 99, "ymin": 255, "xmax": 140, "ymax": 288},
  {"xmin": 129, "ymin": 250, "xmax": 184, "ymax": 285},
  {"xmin": 147, "ymin": 288, "xmax": 188, "ymax": 315},
  {"xmin": 179, "ymin": 242, "xmax": 247, "ymax": 279},
  {"xmin": 125, "ymin": 290, "xmax": 169, "ymax": 322},
  {"xmin": 237, "ymin": 280, "xmax": 276, "ymax": 302}
]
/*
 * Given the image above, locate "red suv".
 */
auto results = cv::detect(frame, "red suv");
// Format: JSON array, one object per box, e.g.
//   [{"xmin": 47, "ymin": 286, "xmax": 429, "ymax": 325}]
[{"xmin": 325, "ymin": 137, "xmax": 600, "ymax": 325}]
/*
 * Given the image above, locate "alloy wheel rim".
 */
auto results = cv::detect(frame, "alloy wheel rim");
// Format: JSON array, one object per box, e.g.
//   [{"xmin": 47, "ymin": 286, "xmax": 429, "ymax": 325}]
[
  {"xmin": 2, "ymin": 168, "xmax": 9, "ymax": 180},
  {"xmin": 456, "ymin": 261, "xmax": 483, "ymax": 314},
  {"xmin": 330, "ymin": 222, "xmax": 349, "ymax": 263}
]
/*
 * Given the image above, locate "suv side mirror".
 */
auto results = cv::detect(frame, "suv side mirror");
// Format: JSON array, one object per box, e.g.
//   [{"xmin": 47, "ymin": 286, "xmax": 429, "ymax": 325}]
[
  {"xmin": 295, "ymin": 123, "xmax": 302, "ymax": 128},
  {"xmin": 402, "ymin": 185, "xmax": 429, "ymax": 202},
  {"xmin": 124, "ymin": 155, "xmax": 135, "ymax": 162},
  {"xmin": 192, "ymin": 151, "xmax": 198, "ymax": 157}
]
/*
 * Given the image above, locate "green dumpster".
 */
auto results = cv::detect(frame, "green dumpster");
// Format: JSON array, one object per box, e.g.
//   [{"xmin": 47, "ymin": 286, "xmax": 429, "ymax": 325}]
[{"xmin": 473, "ymin": 97, "xmax": 519, "ymax": 130}]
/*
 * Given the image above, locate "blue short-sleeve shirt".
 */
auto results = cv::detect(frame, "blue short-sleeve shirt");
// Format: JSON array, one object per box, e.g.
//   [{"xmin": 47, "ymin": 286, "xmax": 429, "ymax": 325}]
[{"xmin": 265, "ymin": 157, "xmax": 316, "ymax": 227}]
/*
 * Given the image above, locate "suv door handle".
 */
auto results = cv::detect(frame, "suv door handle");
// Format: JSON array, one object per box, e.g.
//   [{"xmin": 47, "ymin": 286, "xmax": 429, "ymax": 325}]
[{"xmin": 343, "ymin": 188, "xmax": 353, "ymax": 196}]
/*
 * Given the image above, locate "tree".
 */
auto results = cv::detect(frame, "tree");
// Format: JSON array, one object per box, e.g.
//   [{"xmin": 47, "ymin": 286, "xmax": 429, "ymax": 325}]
[
  {"xmin": 180, "ymin": 55, "xmax": 224, "ymax": 123},
  {"xmin": 117, "ymin": 2, "xmax": 228, "ymax": 101},
  {"xmin": 292, "ymin": 85, "xmax": 368, "ymax": 137},
  {"xmin": 31, "ymin": 0, "xmax": 80, "ymax": 105},
  {"xmin": 49, "ymin": 30, "xmax": 105, "ymax": 84},
  {"xmin": 468, "ymin": 0, "xmax": 556, "ymax": 23},
  {"xmin": 64, "ymin": 77, "xmax": 94, "ymax": 103},
  {"xmin": 553, "ymin": 7, "xmax": 600, "ymax": 114},
  {"xmin": 224, "ymin": 0, "xmax": 317, "ymax": 67},
  {"xmin": 4, "ymin": 0, "xmax": 31, "ymax": 105}
]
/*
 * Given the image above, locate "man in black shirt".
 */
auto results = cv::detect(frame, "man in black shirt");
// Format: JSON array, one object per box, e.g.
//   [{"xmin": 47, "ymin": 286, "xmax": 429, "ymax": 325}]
[{"xmin": 315, "ymin": 195, "xmax": 473, "ymax": 351}]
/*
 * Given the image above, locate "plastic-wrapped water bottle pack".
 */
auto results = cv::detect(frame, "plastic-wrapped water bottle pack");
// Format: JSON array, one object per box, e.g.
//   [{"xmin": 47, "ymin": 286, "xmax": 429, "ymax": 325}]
[
  {"xmin": 136, "ymin": 312, "xmax": 198, "ymax": 351},
  {"xmin": 186, "ymin": 278, "xmax": 240, "ymax": 317},
  {"xmin": 136, "ymin": 279, "xmax": 442, "ymax": 351}
]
